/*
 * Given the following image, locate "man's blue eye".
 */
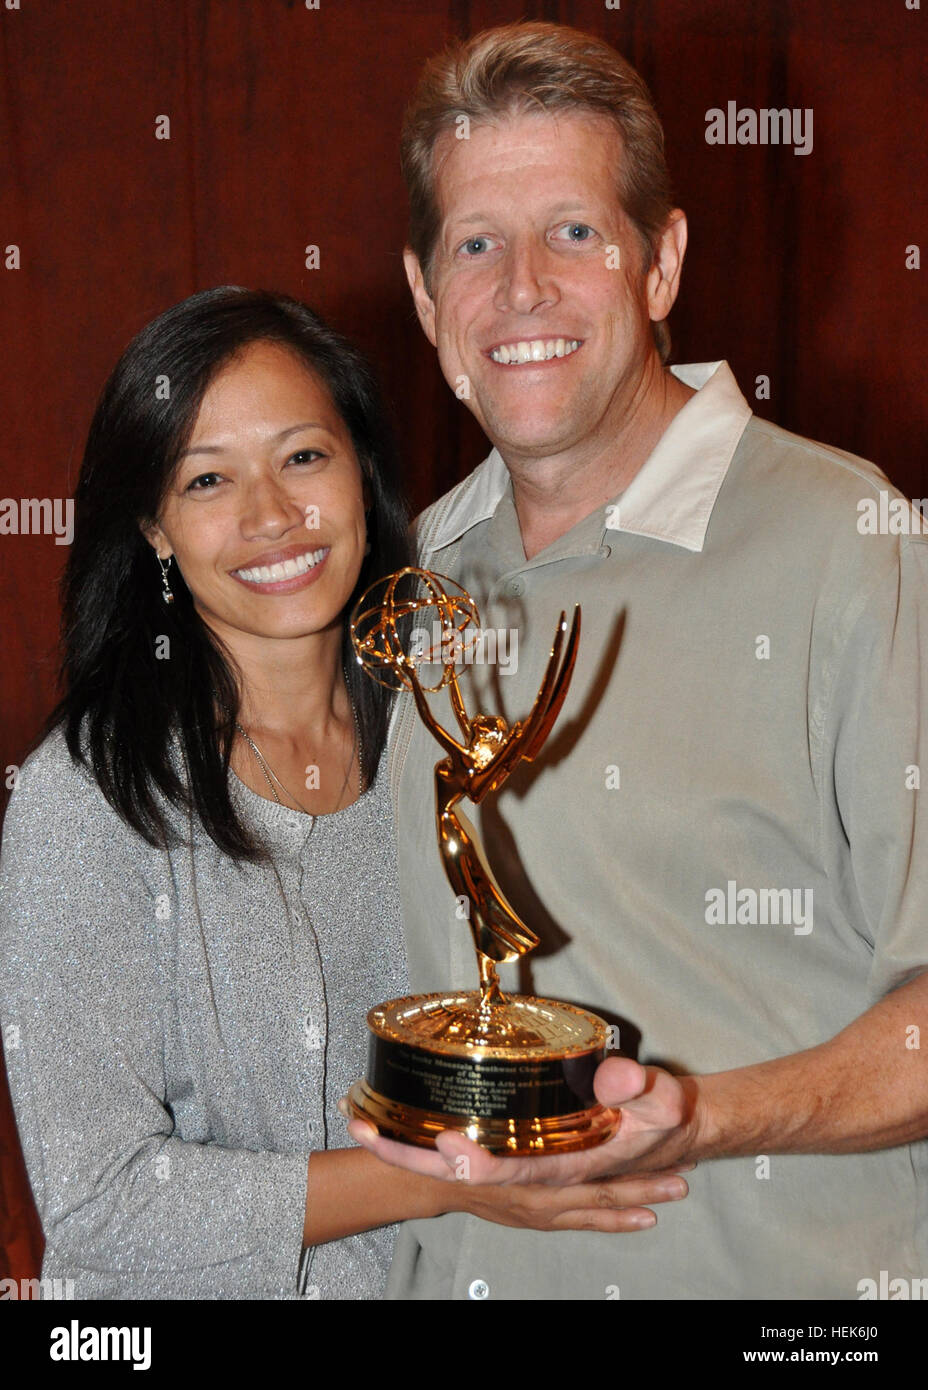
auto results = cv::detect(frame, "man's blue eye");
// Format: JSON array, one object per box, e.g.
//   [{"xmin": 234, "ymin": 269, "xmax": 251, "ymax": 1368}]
[
  {"xmin": 462, "ymin": 237, "xmax": 488, "ymax": 255},
  {"xmin": 566, "ymin": 224, "xmax": 592, "ymax": 241}
]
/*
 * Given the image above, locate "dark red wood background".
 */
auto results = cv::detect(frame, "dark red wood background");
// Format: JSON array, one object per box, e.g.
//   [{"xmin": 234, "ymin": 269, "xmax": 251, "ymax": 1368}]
[{"xmin": 1, "ymin": 0, "xmax": 925, "ymax": 1284}]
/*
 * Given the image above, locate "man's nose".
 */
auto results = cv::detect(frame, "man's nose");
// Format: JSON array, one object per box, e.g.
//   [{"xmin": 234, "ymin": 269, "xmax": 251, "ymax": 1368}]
[
  {"xmin": 494, "ymin": 240, "xmax": 558, "ymax": 316},
  {"xmin": 240, "ymin": 473, "xmax": 306, "ymax": 537}
]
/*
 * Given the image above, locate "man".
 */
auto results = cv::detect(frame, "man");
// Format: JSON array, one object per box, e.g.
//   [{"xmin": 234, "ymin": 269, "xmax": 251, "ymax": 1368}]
[{"xmin": 349, "ymin": 21, "xmax": 928, "ymax": 1300}]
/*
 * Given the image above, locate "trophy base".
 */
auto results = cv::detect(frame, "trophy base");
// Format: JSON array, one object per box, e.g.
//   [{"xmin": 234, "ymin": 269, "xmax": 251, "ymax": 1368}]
[
  {"xmin": 348, "ymin": 990, "xmax": 620, "ymax": 1155},
  {"xmin": 348, "ymin": 1079, "xmax": 618, "ymax": 1154}
]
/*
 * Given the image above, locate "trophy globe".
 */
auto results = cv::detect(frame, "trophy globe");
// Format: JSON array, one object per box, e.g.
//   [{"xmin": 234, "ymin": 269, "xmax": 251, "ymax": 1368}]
[{"xmin": 349, "ymin": 566, "xmax": 481, "ymax": 693}]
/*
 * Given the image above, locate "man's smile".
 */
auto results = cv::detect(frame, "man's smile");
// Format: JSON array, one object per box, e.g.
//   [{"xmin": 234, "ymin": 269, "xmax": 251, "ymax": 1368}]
[{"xmin": 487, "ymin": 337, "xmax": 583, "ymax": 365}]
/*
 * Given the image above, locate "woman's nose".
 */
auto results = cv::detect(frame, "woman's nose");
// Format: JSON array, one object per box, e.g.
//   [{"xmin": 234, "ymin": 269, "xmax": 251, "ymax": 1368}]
[{"xmin": 239, "ymin": 474, "xmax": 306, "ymax": 537}]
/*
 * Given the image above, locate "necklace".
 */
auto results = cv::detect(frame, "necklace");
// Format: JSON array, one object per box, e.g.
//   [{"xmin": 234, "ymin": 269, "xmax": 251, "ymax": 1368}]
[{"xmin": 234, "ymin": 669, "xmax": 364, "ymax": 814}]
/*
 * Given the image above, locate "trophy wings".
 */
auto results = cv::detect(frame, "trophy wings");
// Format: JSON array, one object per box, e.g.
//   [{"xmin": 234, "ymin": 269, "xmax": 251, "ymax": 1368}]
[{"xmin": 445, "ymin": 605, "xmax": 581, "ymax": 805}]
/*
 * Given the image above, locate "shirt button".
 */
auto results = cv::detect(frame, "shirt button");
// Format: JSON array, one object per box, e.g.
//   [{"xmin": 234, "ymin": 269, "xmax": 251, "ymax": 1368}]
[
  {"xmin": 468, "ymin": 1278, "xmax": 489, "ymax": 1300},
  {"xmin": 505, "ymin": 577, "xmax": 525, "ymax": 597}
]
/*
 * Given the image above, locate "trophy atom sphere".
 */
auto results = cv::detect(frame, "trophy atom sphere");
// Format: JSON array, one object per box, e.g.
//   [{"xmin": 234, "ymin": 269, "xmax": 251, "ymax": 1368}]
[{"xmin": 349, "ymin": 566, "xmax": 481, "ymax": 694}]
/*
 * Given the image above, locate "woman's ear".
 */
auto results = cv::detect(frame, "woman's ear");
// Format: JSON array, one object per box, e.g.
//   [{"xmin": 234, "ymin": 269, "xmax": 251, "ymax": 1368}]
[{"xmin": 140, "ymin": 519, "xmax": 172, "ymax": 560}]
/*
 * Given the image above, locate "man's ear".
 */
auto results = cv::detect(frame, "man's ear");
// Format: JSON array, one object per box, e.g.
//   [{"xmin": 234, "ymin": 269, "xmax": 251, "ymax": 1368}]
[
  {"xmin": 140, "ymin": 519, "xmax": 171, "ymax": 560},
  {"xmin": 403, "ymin": 246, "xmax": 438, "ymax": 347},
  {"xmin": 646, "ymin": 209, "xmax": 687, "ymax": 327}
]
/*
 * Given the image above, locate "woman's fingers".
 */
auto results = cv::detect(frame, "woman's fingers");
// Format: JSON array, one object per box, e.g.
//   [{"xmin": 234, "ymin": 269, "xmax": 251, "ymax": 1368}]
[
  {"xmin": 462, "ymin": 1172, "xmax": 689, "ymax": 1233},
  {"xmin": 346, "ymin": 1117, "xmax": 457, "ymax": 1178},
  {"xmin": 548, "ymin": 1206, "xmax": 657, "ymax": 1233},
  {"xmin": 551, "ymin": 1172, "xmax": 689, "ymax": 1221},
  {"xmin": 600, "ymin": 1173, "xmax": 689, "ymax": 1206}
]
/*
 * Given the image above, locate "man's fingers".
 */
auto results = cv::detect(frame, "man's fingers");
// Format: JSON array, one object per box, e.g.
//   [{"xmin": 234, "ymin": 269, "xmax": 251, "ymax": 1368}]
[
  {"xmin": 593, "ymin": 1058, "xmax": 690, "ymax": 1143},
  {"xmin": 592, "ymin": 1055, "xmax": 648, "ymax": 1108},
  {"xmin": 433, "ymin": 1129, "xmax": 511, "ymax": 1181}
]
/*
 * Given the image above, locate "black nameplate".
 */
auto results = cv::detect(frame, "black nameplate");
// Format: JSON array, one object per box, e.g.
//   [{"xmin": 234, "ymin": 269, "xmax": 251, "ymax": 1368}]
[{"xmin": 368, "ymin": 1036, "xmax": 601, "ymax": 1120}]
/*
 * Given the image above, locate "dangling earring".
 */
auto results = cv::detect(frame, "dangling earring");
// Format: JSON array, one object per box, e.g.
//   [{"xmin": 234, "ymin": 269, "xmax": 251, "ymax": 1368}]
[{"xmin": 158, "ymin": 553, "xmax": 175, "ymax": 605}]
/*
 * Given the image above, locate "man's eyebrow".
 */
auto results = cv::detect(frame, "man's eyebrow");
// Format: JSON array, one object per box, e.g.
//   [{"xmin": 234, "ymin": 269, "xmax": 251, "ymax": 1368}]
[
  {"xmin": 180, "ymin": 422, "xmax": 331, "ymax": 458},
  {"xmin": 444, "ymin": 201, "xmax": 598, "ymax": 231},
  {"xmin": 543, "ymin": 201, "xmax": 599, "ymax": 217},
  {"xmin": 445, "ymin": 214, "xmax": 496, "ymax": 228}
]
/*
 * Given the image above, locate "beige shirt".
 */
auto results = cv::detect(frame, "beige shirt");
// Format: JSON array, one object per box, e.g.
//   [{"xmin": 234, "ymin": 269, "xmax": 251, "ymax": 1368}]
[{"xmin": 386, "ymin": 361, "xmax": 928, "ymax": 1300}]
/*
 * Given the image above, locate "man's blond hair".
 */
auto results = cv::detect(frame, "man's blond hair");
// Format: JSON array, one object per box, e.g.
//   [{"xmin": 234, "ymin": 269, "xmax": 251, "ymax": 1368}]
[{"xmin": 401, "ymin": 21, "xmax": 676, "ymax": 362}]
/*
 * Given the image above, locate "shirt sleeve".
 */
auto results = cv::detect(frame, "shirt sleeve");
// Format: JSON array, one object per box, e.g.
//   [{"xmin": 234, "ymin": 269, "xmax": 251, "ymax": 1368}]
[
  {"xmin": 823, "ymin": 533, "xmax": 928, "ymax": 998},
  {"xmin": 0, "ymin": 734, "xmax": 311, "ymax": 1299}
]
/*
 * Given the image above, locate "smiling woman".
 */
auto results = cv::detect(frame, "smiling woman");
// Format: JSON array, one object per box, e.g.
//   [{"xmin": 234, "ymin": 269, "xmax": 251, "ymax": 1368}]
[
  {"xmin": 61, "ymin": 289, "xmax": 410, "ymax": 844},
  {"xmin": 140, "ymin": 335, "xmax": 383, "ymax": 816},
  {"xmin": 0, "ymin": 288, "xmax": 429, "ymax": 1299}
]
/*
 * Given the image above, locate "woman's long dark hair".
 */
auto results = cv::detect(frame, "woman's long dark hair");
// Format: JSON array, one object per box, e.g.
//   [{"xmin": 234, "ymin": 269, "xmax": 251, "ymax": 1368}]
[{"xmin": 44, "ymin": 287, "xmax": 411, "ymax": 861}]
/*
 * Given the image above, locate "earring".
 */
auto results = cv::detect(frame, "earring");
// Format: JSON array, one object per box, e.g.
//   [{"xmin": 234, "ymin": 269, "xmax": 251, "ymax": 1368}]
[{"xmin": 158, "ymin": 553, "xmax": 175, "ymax": 605}]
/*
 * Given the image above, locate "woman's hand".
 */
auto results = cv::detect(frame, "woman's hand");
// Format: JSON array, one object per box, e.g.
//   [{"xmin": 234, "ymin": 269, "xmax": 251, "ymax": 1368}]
[{"xmin": 443, "ymin": 1164, "xmax": 690, "ymax": 1233}]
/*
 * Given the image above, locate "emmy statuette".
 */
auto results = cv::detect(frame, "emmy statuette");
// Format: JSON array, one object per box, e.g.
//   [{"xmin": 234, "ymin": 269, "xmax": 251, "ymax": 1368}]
[{"xmin": 347, "ymin": 568, "xmax": 619, "ymax": 1154}]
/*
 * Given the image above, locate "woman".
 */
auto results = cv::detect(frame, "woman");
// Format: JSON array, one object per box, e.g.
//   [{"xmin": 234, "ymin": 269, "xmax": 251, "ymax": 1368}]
[{"xmin": 0, "ymin": 288, "xmax": 685, "ymax": 1300}]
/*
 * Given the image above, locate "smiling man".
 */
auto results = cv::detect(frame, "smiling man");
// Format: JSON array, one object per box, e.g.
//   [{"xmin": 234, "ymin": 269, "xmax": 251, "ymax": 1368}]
[{"xmin": 354, "ymin": 22, "xmax": 928, "ymax": 1301}]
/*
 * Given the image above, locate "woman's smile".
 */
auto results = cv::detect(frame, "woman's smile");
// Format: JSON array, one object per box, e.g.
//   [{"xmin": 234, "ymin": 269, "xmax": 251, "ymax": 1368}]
[{"xmin": 230, "ymin": 543, "xmax": 331, "ymax": 592}]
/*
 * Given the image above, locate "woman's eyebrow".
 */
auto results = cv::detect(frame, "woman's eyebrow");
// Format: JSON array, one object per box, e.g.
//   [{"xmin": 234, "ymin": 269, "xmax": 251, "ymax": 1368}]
[{"xmin": 180, "ymin": 421, "xmax": 332, "ymax": 457}]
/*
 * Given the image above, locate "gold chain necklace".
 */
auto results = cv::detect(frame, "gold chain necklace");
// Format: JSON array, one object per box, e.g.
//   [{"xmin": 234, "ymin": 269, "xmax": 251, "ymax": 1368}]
[{"xmin": 234, "ymin": 670, "xmax": 364, "ymax": 814}]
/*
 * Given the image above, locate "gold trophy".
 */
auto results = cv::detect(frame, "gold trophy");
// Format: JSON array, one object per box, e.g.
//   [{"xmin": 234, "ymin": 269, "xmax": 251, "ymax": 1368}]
[{"xmin": 347, "ymin": 568, "xmax": 619, "ymax": 1154}]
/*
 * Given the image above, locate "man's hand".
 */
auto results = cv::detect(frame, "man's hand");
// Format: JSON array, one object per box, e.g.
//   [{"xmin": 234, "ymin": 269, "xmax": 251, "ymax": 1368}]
[{"xmin": 345, "ymin": 1056, "xmax": 701, "ymax": 1186}]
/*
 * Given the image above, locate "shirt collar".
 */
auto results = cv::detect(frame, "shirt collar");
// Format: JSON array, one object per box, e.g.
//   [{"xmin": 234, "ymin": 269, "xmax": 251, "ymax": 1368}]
[{"xmin": 425, "ymin": 361, "xmax": 752, "ymax": 556}]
